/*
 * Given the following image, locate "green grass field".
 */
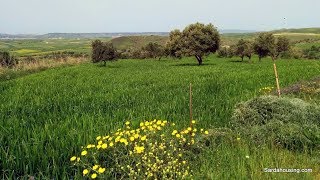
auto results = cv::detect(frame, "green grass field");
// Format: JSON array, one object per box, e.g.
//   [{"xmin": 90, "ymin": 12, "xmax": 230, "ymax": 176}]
[
  {"xmin": 1, "ymin": 55, "xmax": 319, "ymax": 179},
  {"xmin": 0, "ymin": 38, "xmax": 110, "ymax": 57}
]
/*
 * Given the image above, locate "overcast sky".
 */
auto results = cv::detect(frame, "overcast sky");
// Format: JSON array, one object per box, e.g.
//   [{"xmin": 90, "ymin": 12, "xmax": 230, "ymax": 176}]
[{"xmin": 0, "ymin": 0, "xmax": 319, "ymax": 34}]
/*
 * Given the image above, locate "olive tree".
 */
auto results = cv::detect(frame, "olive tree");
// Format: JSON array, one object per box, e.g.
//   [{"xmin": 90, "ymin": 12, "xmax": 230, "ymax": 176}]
[
  {"xmin": 167, "ymin": 23, "xmax": 220, "ymax": 65},
  {"xmin": 92, "ymin": 40, "xmax": 117, "ymax": 66},
  {"xmin": 235, "ymin": 39, "xmax": 253, "ymax": 62}
]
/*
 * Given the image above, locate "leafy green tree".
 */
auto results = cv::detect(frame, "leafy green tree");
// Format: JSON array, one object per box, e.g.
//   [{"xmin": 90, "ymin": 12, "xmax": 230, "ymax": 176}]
[
  {"xmin": 253, "ymin": 33, "xmax": 274, "ymax": 61},
  {"xmin": 181, "ymin": 23, "xmax": 220, "ymax": 65},
  {"xmin": 274, "ymin": 36, "xmax": 291, "ymax": 58},
  {"xmin": 235, "ymin": 39, "xmax": 253, "ymax": 61},
  {"xmin": 165, "ymin": 29, "xmax": 183, "ymax": 58},
  {"xmin": 92, "ymin": 40, "xmax": 117, "ymax": 66},
  {"xmin": 167, "ymin": 23, "xmax": 220, "ymax": 65},
  {"xmin": 142, "ymin": 42, "xmax": 164, "ymax": 60}
]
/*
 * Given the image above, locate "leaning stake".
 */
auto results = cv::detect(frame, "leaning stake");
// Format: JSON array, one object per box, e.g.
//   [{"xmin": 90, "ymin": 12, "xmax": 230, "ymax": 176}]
[
  {"xmin": 273, "ymin": 59, "xmax": 281, "ymax": 97},
  {"xmin": 189, "ymin": 83, "xmax": 193, "ymax": 128}
]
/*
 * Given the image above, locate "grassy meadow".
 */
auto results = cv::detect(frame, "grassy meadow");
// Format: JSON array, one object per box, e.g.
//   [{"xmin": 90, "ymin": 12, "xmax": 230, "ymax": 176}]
[
  {"xmin": 0, "ymin": 38, "xmax": 110, "ymax": 57},
  {"xmin": 1, "ymin": 55, "xmax": 320, "ymax": 179}
]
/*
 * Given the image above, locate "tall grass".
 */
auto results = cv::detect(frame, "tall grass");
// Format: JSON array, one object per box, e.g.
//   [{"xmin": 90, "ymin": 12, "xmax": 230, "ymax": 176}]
[{"xmin": 0, "ymin": 56, "xmax": 319, "ymax": 179}]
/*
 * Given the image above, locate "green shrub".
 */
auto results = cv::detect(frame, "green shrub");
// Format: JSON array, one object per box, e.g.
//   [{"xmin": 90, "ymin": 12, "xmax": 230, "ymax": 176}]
[
  {"xmin": 0, "ymin": 51, "xmax": 18, "ymax": 68},
  {"xmin": 231, "ymin": 96, "xmax": 320, "ymax": 151}
]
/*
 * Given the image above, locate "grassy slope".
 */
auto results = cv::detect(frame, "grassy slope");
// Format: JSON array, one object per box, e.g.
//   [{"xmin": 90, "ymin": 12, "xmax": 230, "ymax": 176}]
[
  {"xmin": 110, "ymin": 35, "xmax": 168, "ymax": 50},
  {"xmin": 0, "ymin": 38, "xmax": 111, "ymax": 57},
  {"xmin": 1, "ymin": 56, "xmax": 320, "ymax": 179}
]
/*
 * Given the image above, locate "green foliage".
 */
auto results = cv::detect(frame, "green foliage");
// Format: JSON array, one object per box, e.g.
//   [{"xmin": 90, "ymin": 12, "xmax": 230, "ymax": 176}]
[
  {"xmin": 235, "ymin": 39, "xmax": 253, "ymax": 61},
  {"xmin": 231, "ymin": 96, "xmax": 320, "ymax": 151},
  {"xmin": 165, "ymin": 29, "xmax": 183, "ymax": 58},
  {"xmin": 70, "ymin": 120, "xmax": 209, "ymax": 179},
  {"xmin": 303, "ymin": 45, "xmax": 320, "ymax": 59},
  {"xmin": 217, "ymin": 46, "xmax": 235, "ymax": 58},
  {"xmin": 142, "ymin": 42, "xmax": 164, "ymax": 59},
  {"xmin": 167, "ymin": 23, "xmax": 220, "ymax": 65},
  {"xmin": 92, "ymin": 40, "xmax": 117, "ymax": 65},
  {"xmin": 1, "ymin": 57, "xmax": 320, "ymax": 178},
  {"xmin": 0, "ymin": 51, "xmax": 18, "ymax": 68},
  {"xmin": 253, "ymin": 33, "xmax": 275, "ymax": 61}
]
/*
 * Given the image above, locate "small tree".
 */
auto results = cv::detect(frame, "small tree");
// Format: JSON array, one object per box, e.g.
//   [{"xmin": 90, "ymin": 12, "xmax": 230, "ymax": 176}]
[
  {"xmin": 167, "ymin": 23, "xmax": 220, "ymax": 65},
  {"xmin": 253, "ymin": 33, "xmax": 273, "ymax": 61},
  {"xmin": 181, "ymin": 23, "xmax": 220, "ymax": 65},
  {"xmin": 0, "ymin": 51, "xmax": 17, "ymax": 68},
  {"xmin": 142, "ymin": 42, "xmax": 164, "ymax": 60},
  {"xmin": 235, "ymin": 39, "xmax": 253, "ymax": 62},
  {"xmin": 92, "ymin": 40, "xmax": 117, "ymax": 66}
]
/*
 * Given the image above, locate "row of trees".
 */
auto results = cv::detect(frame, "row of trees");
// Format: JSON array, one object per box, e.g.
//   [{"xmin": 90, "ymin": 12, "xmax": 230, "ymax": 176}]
[
  {"xmin": 218, "ymin": 33, "xmax": 291, "ymax": 62},
  {"xmin": 92, "ymin": 23, "xmax": 320, "ymax": 66},
  {"xmin": 92, "ymin": 23, "xmax": 221, "ymax": 65}
]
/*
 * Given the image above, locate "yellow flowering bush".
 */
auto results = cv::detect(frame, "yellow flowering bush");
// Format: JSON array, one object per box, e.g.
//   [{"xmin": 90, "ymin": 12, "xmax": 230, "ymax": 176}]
[{"xmin": 70, "ymin": 119, "xmax": 209, "ymax": 179}]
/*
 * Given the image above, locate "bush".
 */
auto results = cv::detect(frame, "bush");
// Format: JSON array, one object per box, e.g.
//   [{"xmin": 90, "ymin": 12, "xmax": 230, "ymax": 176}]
[
  {"xmin": 303, "ymin": 45, "xmax": 320, "ymax": 60},
  {"xmin": 0, "ymin": 51, "xmax": 18, "ymax": 68},
  {"xmin": 230, "ymin": 96, "xmax": 320, "ymax": 151},
  {"xmin": 70, "ymin": 120, "xmax": 210, "ymax": 179}
]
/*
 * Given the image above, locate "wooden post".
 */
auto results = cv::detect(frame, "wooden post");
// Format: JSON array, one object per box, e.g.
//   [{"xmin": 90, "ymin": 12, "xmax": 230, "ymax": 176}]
[
  {"xmin": 273, "ymin": 59, "xmax": 281, "ymax": 97},
  {"xmin": 189, "ymin": 83, "xmax": 193, "ymax": 128}
]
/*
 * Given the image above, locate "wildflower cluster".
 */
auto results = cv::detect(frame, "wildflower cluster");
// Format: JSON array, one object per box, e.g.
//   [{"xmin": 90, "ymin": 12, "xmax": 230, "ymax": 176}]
[
  {"xmin": 259, "ymin": 86, "xmax": 274, "ymax": 95},
  {"xmin": 70, "ymin": 119, "xmax": 209, "ymax": 179}
]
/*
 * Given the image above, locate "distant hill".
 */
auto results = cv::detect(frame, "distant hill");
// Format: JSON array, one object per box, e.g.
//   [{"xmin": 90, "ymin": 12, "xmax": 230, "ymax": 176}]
[
  {"xmin": 272, "ymin": 28, "xmax": 320, "ymax": 34},
  {"xmin": 111, "ymin": 35, "xmax": 169, "ymax": 50},
  {"xmin": 0, "ymin": 32, "xmax": 169, "ymax": 39},
  {"xmin": 219, "ymin": 29, "xmax": 257, "ymax": 34}
]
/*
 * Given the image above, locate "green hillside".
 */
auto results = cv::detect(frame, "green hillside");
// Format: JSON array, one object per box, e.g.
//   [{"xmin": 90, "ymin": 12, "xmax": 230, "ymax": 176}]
[
  {"xmin": 272, "ymin": 28, "xmax": 320, "ymax": 34},
  {"xmin": 111, "ymin": 35, "xmax": 168, "ymax": 50},
  {"xmin": 1, "ymin": 56, "xmax": 319, "ymax": 179}
]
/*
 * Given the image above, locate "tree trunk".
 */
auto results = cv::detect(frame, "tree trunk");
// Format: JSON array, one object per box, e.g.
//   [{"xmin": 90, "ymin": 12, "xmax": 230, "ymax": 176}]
[
  {"xmin": 247, "ymin": 55, "xmax": 252, "ymax": 63},
  {"xmin": 195, "ymin": 55, "xmax": 202, "ymax": 65},
  {"xmin": 104, "ymin": 60, "xmax": 107, "ymax": 66},
  {"xmin": 259, "ymin": 56, "xmax": 262, "ymax": 61},
  {"xmin": 241, "ymin": 56, "xmax": 244, "ymax": 61}
]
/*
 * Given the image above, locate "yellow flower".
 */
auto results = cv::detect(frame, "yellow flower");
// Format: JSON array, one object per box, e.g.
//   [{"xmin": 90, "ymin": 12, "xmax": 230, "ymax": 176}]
[
  {"xmin": 176, "ymin": 134, "xmax": 181, "ymax": 138},
  {"xmin": 98, "ymin": 140, "xmax": 103, "ymax": 145},
  {"xmin": 77, "ymin": 157, "xmax": 80, "ymax": 162},
  {"xmin": 101, "ymin": 143, "xmax": 108, "ymax": 149},
  {"xmin": 96, "ymin": 136, "xmax": 101, "ymax": 140},
  {"xmin": 98, "ymin": 167, "xmax": 106, "ymax": 174},
  {"xmin": 91, "ymin": 173, "xmax": 97, "ymax": 179},
  {"xmin": 134, "ymin": 134, "xmax": 139, "ymax": 139},
  {"xmin": 93, "ymin": 165, "xmax": 99, "ymax": 170},
  {"xmin": 172, "ymin": 130, "xmax": 178, "ymax": 135},
  {"xmin": 140, "ymin": 122, "xmax": 144, "ymax": 127},
  {"xmin": 70, "ymin": 156, "xmax": 76, "ymax": 161},
  {"xmin": 134, "ymin": 146, "xmax": 145, "ymax": 154},
  {"xmin": 83, "ymin": 169, "xmax": 89, "ymax": 176},
  {"xmin": 192, "ymin": 120, "xmax": 196, "ymax": 124},
  {"xmin": 141, "ymin": 135, "xmax": 147, "ymax": 141},
  {"xmin": 187, "ymin": 127, "xmax": 192, "ymax": 131},
  {"xmin": 125, "ymin": 121, "xmax": 130, "ymax": 125},
  {"xmin": 237, "ymin": 137, "xmax": 241, "ymax": 141},
  {"xmin": 109, "ymin": 142, "xmax": 114, "ymax": 147},
  {"xmin": 81, "ymin": 150, "xmax": 87, "ymax": 156},
  {"xmin": 182, "ymin": 161, "xmax": 186, "ymax": 164},
  {"xmin": 129, "ymin": 136, "xmax": 135, "ymax": 141},
  {"xmin": 204, "ymin": 131, "xmax": 209, "ymax": 135}
]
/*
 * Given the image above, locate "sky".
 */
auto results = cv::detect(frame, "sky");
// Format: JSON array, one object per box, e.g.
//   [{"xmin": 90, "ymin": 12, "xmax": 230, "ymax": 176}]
[{"xmin": 0, "ymin": 0, "xmax": 319, "ymax": 34}]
